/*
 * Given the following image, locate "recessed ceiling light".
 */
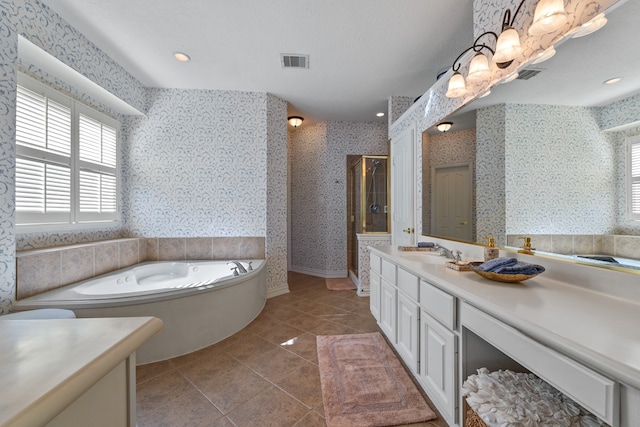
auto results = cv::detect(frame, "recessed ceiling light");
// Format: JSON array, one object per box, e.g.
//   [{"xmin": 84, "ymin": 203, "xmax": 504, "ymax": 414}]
[
  {"xmin": 376, "ymin": 112, "xmax": 385, "ymax": 117},
  {"xmin": 603, "ymin": 77, "xmax": 622, "ymax": 85},
  {"xmin": 173, "ymin": 52, "xmax": 191, "ymax": 62}
]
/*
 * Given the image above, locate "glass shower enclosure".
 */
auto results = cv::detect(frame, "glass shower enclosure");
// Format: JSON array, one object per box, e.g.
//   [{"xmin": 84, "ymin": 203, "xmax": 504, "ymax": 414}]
[{"xmin": 347, "ymin": 155, "xmax": 389, "ymax": 277}]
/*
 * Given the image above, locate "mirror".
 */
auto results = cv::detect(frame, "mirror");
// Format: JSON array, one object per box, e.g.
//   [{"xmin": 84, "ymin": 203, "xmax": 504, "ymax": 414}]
[{"xmin": 422, "ymin": 0, "xmax": 640, "ymax": 271}]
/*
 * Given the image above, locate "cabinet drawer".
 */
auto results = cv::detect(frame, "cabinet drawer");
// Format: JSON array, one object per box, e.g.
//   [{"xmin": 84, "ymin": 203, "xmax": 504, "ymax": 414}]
[
  {"xmin": 420, "ymin": 280, "xmax": 456, "ymax": 330},
  {"xmin": 397, "ymin": 267, "xmax": 419, "ymax": 300},
  {"xmin": 381, "ymin": 258, "xmax": 396, "ymax": 284},
  {"xmin": 370, "ymin": 253, "xmax": 381, "ymax": 274},
  {"xmin": 461, "ymin": 303, "xmax": 619, "ymax": 426}
]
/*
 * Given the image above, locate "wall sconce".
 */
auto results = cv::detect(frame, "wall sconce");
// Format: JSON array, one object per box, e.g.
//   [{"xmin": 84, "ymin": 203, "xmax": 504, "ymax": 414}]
[
  {"xmin": 445, "ymin": 0, "xmax": 568, "ymax": 98},
  {"xmin": 437, "ymin": 122, "xmax": 453, "ymax": 132},
  {"xmin": 288, "ymin": 116, "xmax": 304, "ymax": 127}
]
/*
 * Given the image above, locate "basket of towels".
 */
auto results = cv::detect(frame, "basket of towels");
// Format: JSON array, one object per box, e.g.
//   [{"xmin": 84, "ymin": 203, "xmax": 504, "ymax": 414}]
[
  {"xmin": 462, "ymin": 368, "xmax": 606, "ymax": 427},
  {"xmin": 468, "ymin": 257, "xmax": 545, "ymax": 283}
]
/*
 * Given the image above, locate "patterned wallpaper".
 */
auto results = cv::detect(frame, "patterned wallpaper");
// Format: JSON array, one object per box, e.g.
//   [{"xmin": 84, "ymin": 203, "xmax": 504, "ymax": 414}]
[
  {"xmin": 476, "ymin": 105, "xmax": 506, "ymax": 246},
  {"xmin": 0, "ymin": 0, "xmax": 147, "ymax": 312},
  {"xmin": 289, "ymin": 121, "xmax": 388, "ymax": 276},
  {"xmin": 505, "ymin": 104, "xmax": 616, "ymax": 235},
  {"xmin": 1, "ymin": 0, "xmax": 289, "ymax": 311}
]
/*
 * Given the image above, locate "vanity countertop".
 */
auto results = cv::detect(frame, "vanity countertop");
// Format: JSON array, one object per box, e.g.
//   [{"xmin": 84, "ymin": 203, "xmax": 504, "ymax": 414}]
[
  {"xmin": 370, "ymin": 245, "xmax": 640, "ymax": 389},
  {"xmin": 0, "ymin": 316, "xmax": 163, "ymax": 427}
]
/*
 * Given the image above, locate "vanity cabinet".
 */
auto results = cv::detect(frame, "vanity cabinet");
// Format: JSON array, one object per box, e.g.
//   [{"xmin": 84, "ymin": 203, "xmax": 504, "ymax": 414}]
[
  {"xmin": 370, "ymin": 253, "xmax": 381, "ymax": 322},
  {"xmin": 370, "ymin": 256, "xmax": 459, "ymax": 425}
]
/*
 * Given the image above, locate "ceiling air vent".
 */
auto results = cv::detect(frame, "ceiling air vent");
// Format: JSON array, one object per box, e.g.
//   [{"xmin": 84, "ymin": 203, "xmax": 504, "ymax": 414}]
[
  {"xmin": 517, "ymin": 69, "xmax": 542, "ymax": 80},
  {"xmin": 281, "ymin": 54, "xmax": 309, "ymax": 69}
]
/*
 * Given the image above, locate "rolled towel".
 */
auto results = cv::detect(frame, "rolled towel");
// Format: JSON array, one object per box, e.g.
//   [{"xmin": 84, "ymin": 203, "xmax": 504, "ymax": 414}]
[
  {"xmin": 417, "ymin": 242, "xmax": 435, "ymax": 248},
  {"xmin": 476, "ymin": 257, "xmax": 517, "ymax": 272},
  {"xmin": 494, "ymin": 261, "xmax": 546, "ymax": 275}
]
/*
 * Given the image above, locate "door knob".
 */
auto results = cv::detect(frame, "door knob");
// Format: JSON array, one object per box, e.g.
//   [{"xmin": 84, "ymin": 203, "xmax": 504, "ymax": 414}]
[
  {"xmin": 403, "ymin": 228, "xmax": 414, "ymax": 234},
  {"xmin": 460, "ymin": 221, "xmax": 468, "ymax": 225}
]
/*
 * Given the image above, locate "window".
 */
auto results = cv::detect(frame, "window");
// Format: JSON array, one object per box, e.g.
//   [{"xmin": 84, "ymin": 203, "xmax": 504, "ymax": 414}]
[
  {"xmin": 628, "ymin": 135, "xmax": 640, "ymax": 221},
  {"xmin": 15, "ymin": 74, "xmax": 119, "ymax": 230}
]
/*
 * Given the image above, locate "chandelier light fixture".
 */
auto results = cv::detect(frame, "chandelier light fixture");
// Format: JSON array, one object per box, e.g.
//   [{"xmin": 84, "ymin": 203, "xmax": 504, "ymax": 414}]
[{"xmin": 445, "ymin": 0, "xmax": 568, "ymax": 99}]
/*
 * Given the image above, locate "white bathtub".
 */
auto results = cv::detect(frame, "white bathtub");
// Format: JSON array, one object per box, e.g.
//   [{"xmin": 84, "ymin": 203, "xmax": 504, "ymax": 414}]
[{"xmin": 14, "ymin": 260, "xmax": 267, "ymax": 364}]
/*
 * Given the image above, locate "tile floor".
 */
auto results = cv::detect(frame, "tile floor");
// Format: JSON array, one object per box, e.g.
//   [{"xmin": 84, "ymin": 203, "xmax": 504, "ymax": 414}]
[{"xmin": 136, "ymin": 271, "xmax": 450, "ymax": 427}]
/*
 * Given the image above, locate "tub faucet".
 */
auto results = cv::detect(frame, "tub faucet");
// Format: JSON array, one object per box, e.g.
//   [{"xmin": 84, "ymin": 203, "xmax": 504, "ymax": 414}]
[
  {"xmin": 435, "ymin": 244, "xmax": 455, "ymax": 260},
  {"xmin": 228, "ymin": 261, "xmax": 247, "ymax": 274}
]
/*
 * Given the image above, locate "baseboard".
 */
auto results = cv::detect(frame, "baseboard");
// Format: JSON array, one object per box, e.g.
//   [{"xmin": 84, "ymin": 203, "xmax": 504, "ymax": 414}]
[
  {"xmin": 267, "ymin": 283, "xmax": 290, "ymax": 299},
  {"xmin": 289, "ymin": 265, "xmax": 348, "ymax": 279}
]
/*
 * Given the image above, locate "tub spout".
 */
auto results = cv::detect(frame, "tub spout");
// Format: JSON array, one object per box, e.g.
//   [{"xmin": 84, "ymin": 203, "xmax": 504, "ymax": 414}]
[{"xmin": 228, "ymin": 261, "xmax": 247, "ymax": 274}]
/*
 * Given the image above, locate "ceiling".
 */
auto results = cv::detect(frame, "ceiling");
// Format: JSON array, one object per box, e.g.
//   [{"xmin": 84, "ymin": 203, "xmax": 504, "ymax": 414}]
[{"xmin": 40, "ymin": 0, "xmax": 474, "ymax": 123}]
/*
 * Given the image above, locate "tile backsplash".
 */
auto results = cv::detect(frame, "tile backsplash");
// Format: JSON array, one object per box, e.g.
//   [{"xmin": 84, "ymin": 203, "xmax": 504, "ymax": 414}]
[
  {"xmin": 16, "ymin": 237, "xmax": 265, "ymax": 299},
  {"xmin": 506, "ymin": 234, "xmax": 640, "ymax": 260}
]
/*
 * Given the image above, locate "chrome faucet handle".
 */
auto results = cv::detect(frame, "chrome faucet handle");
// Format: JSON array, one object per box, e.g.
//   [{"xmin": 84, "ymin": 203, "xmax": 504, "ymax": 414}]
[
  {"xmin": 454, "ymin": 250, "xmax": 462, "ymax": 261},
  {"xmin": 248, "ymin": 261, "xmax": 253, "ymax": 271},
  {"xmin": 230, "ymin": 267, "xmax": 239, "ymax": 276}
]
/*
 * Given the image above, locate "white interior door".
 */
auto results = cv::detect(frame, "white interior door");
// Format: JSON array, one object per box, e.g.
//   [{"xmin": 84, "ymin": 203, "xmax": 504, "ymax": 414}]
[
  {"xmin": 432, "ymin": 164, "xmax": 472, "ymax": 241},
  {"xmin": 391, "ymin": 126, "xmax": 415, "ymax": 246}
]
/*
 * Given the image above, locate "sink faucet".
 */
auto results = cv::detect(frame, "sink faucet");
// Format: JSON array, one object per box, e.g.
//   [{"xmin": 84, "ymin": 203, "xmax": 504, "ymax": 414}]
[
  {"xmin": 434, "ymin": 244, "xmax": 456, "ymax": 260},
  {"xmin": 228, "ymin": 261, "xmax": 247, "ymax": 274}
]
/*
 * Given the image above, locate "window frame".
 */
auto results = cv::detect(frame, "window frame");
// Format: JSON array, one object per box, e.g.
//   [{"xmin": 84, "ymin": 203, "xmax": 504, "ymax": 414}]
[
  {"xmin": 16, "ymin": 73, "xmax": 121, "ymax": 234},
  {"xmin": 627, "ymin": 134, "xmax": 640, "ymax": 221}
]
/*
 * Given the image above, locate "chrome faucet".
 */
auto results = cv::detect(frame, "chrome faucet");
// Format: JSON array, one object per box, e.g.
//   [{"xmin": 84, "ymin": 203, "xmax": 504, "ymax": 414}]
[
  {"xmin": 228, "ymin": 261, "xmax": 247, "ymax": 274},
  {"xmin": 435, "ymin": 244, "xmax": 456, "ymax": 260}
]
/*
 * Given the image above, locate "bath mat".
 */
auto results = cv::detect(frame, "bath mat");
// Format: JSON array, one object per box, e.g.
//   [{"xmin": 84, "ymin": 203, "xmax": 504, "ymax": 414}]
[
  {"xmin": 325, "ymin": 277, "xmax": 356, "ymax": 291},
  {"xmin": 317, "ymin": 332, "xmax": 437, "ymax": 427}
]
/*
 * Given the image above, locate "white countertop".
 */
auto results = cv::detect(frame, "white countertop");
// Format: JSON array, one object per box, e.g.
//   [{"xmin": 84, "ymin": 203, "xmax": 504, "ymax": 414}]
[
  {"xmin": 370, "ymin": 246, "xmax": 640, "ymax": 390},
  {"xmin": 0, "ymin": 316, "xmax": 163, "ymax": 427}
]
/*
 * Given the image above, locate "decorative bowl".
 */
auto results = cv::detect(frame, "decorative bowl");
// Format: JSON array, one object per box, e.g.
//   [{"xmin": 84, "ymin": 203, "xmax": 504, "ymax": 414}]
[{"xmin": 468, "ymin": 261, "xmax": 540, "ymax": 283}]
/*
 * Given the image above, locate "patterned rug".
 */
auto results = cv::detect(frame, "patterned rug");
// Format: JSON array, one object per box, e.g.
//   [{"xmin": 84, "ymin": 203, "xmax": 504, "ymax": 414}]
[
  {"xmin": 317, "ymin": 332, "xmax": 437, "ymax": 427},
  {"xmin": 325, "ymin": 277, "xmax": 356, "ymax": 291}
]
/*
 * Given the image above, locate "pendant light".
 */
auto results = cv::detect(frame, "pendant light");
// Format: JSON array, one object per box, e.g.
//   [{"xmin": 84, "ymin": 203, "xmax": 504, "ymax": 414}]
[
  {"xmin": 529, "ymin": 0, "xmax": 568, "ymax": 35},
  {"xmin": 493, "ymin": 27, "xmax": 523, "ymax": 68},
  {"xmin": 445, "ymin": 72, "xmax": 467, "ymax": 98},
  {"xmin": 572, "ymin": 13, "xmax": 607, "ymax": 38},
  {"xmin": 467, "ymin": 53, "xmax": 491, "ymax": 83}
]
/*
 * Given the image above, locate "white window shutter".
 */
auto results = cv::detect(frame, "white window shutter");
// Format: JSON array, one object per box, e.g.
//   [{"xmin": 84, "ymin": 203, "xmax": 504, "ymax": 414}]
[{"xmin": 628, "ymin": 136, "xmax": 640, "ymax": 220}]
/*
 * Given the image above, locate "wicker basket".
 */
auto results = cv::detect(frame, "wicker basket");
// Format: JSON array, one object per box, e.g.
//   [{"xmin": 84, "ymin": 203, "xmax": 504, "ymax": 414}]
[{"xmin": 465, "ymin": 408, "xmax": 488, "ymax": 427}]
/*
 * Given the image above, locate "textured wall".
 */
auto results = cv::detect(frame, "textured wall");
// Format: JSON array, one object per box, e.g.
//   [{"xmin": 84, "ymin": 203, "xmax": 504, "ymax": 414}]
[
  {"xmin": 0, "ymin": 0, "xmax": 146, "ymax": 312},
  {"xmin": 476, "ymin": 105, "xmax": 507, "ymax": 247},
  {"xmin": 290, "ymin": 121, "xmax": 388, "ymax": 277},
  {"xmin": 122, "ymin": 89, "xmax": 288, "ymax": 294},
  {"xmin": 505, "ymin": 104, "xmax": 616, "ymax": 235}
]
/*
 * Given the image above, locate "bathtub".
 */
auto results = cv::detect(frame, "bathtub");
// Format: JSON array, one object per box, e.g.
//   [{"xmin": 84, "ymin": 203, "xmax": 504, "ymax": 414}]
[{"xmin": 13, "ymin": 259, "xmax": 267, "ymax": 364}]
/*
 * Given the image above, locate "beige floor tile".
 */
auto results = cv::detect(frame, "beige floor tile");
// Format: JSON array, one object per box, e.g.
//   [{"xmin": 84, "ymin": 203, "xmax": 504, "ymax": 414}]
[
  {"xmin": 226, "ymin": 385, "xmax": 310, "ymax": 427},
  {"xmin": 274, "ymin": 362, "xmax": 323, "ymax": 407},
  {"xmin": 136, "ymin": 271, "xmax": 450, "ymax": 426},
  {"xmin": 280, "ymin": 331, "xmax": 319, "ymax": 364},
  {"xmin": 136, "ymin": 370, "xmax": 201, "ymax": 419},
  {"xmin": 293, "ymin": 410, "xmax": 326, "ymax": 427},
  {"xmin": 136, "ymin": 359, "xmax": 174, "ymax": 384},
  {"xmin": 136, "ymin": 383, "xmax": 223, "ymax": 427}
]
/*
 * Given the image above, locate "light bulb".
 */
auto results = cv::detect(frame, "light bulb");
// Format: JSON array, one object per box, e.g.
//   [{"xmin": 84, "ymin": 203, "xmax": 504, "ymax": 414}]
[
  {"xmin": 445, "ymin": 72, "xmax": 467, "ymax": 98},
  {"xmin": 529, "ymin": 0, "xmax": 568, "ymax": 35},
  {"xmin": 467, "ymin": 53, "xmax": 491, "ymax": 83},
  {"xmin": 493, "ymin": 27, "xmax": 523, "ymax": 67}
]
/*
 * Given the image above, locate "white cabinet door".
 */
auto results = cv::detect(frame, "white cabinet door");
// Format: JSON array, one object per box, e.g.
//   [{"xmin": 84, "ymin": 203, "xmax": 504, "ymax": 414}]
[
  {"xmin": 370, "ymin": 271, "xmax": 381, "ymax": 322},
  {"xmin": 391, "ymin": 125, "xmax": 415, "ymax": 246},
  {"xmin": 379, "ymin": 279, "xmax": 397, "ymax": 343},
  {"xmin": 419, "ymin": 310, "xmax": 457, "ymax": 426},
  {"xmin": 397, "ymin": 292, "xmax": 420, "ymax": 374}
]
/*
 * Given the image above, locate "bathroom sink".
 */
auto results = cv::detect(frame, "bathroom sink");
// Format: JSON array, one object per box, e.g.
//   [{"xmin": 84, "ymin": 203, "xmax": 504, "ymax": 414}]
[{"xmin": 400, "ymin": 252, "xmax": 446, "ymax": 264}]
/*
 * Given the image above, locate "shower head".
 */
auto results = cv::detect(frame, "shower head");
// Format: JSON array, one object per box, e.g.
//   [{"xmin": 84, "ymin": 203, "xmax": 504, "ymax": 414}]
[{"xmin": 372, "ymin": 160, "xmax": 382, "ymax": 167}]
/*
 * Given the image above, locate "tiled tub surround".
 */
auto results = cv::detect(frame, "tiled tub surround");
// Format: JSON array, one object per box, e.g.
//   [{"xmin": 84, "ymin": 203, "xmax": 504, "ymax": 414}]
[
  {"xmin": 16, "ymin": 237, "xmax": 265, "ymax": 300},
  {"xmin": 507, "ymin": 234, "xmax": 640, "ymax": 260}
]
